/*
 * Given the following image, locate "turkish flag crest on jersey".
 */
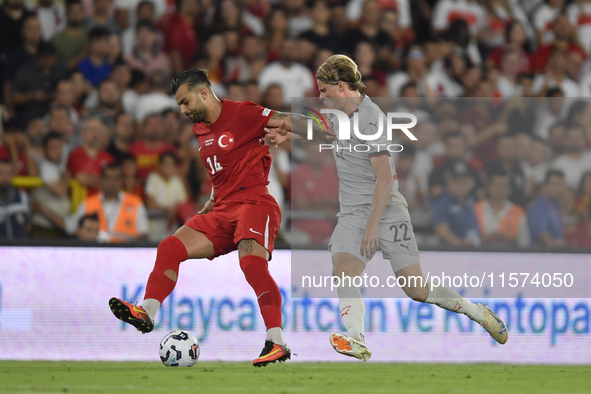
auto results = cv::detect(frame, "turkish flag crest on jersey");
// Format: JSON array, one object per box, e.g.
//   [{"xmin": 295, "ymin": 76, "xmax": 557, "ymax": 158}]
[{"xmin": 218, "ymin": 132, "xmax": 236, "ymax": 151}]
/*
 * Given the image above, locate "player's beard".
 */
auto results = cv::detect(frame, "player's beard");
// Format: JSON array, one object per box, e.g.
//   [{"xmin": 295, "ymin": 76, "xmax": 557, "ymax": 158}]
[{"xmin": 189, "ymin": 107, "xmax": 208, "ymax": 123}]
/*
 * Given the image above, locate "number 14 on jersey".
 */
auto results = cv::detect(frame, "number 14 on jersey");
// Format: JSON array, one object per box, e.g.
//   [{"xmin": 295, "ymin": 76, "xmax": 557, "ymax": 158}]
[{"xmin": 207, "ymin": 155, "xmax": 223, "ymax": 174}]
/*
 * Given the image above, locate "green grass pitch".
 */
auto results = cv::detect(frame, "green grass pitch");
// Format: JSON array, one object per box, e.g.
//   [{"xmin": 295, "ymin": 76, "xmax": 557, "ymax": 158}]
[{"xmin": 1, "ymin": 361, "xmax": 590, "ymax": 394}]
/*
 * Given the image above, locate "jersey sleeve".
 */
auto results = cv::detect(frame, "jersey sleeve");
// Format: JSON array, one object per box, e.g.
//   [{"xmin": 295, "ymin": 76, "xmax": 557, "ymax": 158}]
[{"xmin": 238, "ymin": 101, "xmax": 276, "ymax": 139}]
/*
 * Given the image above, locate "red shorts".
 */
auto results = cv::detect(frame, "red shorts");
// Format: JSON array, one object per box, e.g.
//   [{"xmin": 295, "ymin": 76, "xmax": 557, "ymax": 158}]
[{"xmin": 185, "ymin": 186, "xmax": 281, "ymax": 260}]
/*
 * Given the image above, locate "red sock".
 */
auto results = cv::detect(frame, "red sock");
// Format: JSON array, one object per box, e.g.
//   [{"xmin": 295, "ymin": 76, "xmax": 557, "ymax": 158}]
[
  {"xmin": 144, "ymin": 236, "xmax": 188, "ymax": 303},
  {"xmin": 240, "ymin": 255, "xmax": 282, "ymax": 329}
]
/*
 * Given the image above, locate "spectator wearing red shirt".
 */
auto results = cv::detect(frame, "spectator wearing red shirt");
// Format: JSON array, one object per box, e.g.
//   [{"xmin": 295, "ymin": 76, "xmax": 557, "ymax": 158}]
[
  {"xmin": 486, "ymin": 21, "xmax": 533, "ymax": 73},
  {"xmin": 161, "ymin": 0, "xmax": 199, "ymax": 76},
  {"xmin": 291, "ymin": 143, "xmax": 339, "ymax": 244},
  {"xmin": 66, "ymin": 117, "xmax": 114, "ymax": 196},
  {"xmin": 128, "ymin": 113, "xmax": 177, "ymax": 181},
  {"xmin": 532, "ymin": 14, "xmax": 585, "ymax": 73},
  {"xmin": 0, "ymin": 127, "xmax": 38, "ymax": 176}
]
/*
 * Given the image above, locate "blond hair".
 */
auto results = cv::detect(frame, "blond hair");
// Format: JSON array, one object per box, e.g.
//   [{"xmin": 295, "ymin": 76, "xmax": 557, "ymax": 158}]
[{"xmin": 316, "ymin": 54, "xmax": 365, "ymax": 91}]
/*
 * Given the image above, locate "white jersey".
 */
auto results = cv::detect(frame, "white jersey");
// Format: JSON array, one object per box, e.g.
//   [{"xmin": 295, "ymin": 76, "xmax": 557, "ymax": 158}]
[{"xmin": 326, "ymin": 95, "xmax": 408, "ymax": 219}]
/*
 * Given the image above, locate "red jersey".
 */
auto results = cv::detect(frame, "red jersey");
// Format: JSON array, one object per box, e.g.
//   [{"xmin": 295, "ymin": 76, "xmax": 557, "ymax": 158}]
[
  {"xmin": 66, "ymin": 147, "xmax": 114, "ymax": 195},
  {"xmin": 128, "ymin": 140, "xmax": 177, "ymax": 180},
  {"xmin": 192, "ymin": 100, "xmax": 275, "ymax": 203},
  {"xmin": 0, "ymin": 146, "xmax": 27, "ymax": 176}
]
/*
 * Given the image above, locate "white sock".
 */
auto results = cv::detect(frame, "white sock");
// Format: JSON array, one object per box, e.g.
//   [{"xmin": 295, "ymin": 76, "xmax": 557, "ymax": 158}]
[
  {"xmin": 425, "ymin": 284, "xmax": 484, "ymax": 321},
  {"xmin": 141, "ymin": 298, "xmax": 161, "ymax": 321},
  {"xmin": 337, "ymin": 283, "xmax": 365, "ymax": 342},
  {"xmin": 267, "ymin": 327, "xmax": 284, "ymax": 346}
]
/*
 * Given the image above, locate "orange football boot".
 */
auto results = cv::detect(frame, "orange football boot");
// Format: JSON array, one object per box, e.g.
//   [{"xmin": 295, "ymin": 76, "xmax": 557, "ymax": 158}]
[{"xmin": 109, "ymin": 297, "xmax": 154, "ymax": 333}]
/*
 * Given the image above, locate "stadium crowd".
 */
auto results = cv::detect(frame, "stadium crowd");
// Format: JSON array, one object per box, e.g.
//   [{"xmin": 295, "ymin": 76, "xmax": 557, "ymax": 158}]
[{"xmin": 0, "ymin": 0, "xmax": 590, "ymax": 249}]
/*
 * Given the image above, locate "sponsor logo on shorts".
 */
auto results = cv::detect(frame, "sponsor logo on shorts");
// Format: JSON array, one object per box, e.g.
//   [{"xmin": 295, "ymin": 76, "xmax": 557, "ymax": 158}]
[{"xmin": 249, "ymin": 228, "xmax": 262, "ymax": 235}]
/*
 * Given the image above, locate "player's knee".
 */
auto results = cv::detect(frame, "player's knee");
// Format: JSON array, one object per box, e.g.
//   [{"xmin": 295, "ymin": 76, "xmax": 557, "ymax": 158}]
[{"xmin": 405, "ymin": 286, "xmax": 428, "ymax": 303}]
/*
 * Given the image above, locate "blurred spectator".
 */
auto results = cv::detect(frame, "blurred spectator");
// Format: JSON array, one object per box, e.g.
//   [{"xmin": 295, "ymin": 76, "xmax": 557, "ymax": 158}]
[
  {"xmin": 77, "ymin": 27, "xmax": 112, "ymax": 88},
  {"xmin": 432, "ymin": 0, "xmax": 485, "ymax": 38},
  {"xmin": 380, "ymin": 7, "xmax": 414, "ymax": 51},
  {"xmin": 0, "ymin": 159, "xmax": 30, "ymax": 239},
  {"xmin": 162, "ymin": 0, "xmax": 200, "ymax": 75},
  {"xmin": 3, "ymin": 15, "xmax": 42, "ymax": 113},
  {"xmin": 0, "ymin": 127, "xmax": 39, "ymax": 176},
  {"xmin": 51, "ymin": 0, "xmax": 88, "ymax": 69},
  {"xmin": 528, "ymin": 169, "xmax": 566, "ymax": 247},
  {"xmin": 107, "ymin": 112, "xmax": 135, "ymax": 162},
  {"xmin": 432, "ymin": 162, "xmax": 481, "ymax": 246},
  {"xmin": 565, "ymin": 100, "xmax": 591, "ymax": 145},
  {"xmin": 485, "ymin": 135, "xmax": 526, "ymax": 207},
  {"xmin": 533, "ymin": 88, "xmax": 566, "ymax": 140},
  {"xmin": 0, "ymin": 0, "xmax": 35, "ymax": 97},
  {"xmin": 121, "ymin": 0, "xmax": 156, "ymax": 56},
  {"xmin": 575, "ymin": 171, "xmax": 591, "ymax": 246},
  {"xmin": 258, "ymin": 38, "xmax": 314, "ymax": 104},
  {"xmin": 38, "ymin": 163, "xmax": 148, "ymax": 242},
  {"xmin": 124, "ymin": 20, "xmax": 172, "ymax": 77},
  {"xmin": 75, "ymin": 212, "xmax": 100, "ymax": 241},
  {"xmin": 497, "ymin": 50, "xmax": 522, "ymax": 97},
  {"xmin": 26, "ymin": 117, "xmax": 48, "ymax": 162},
  {"xmin": 396, "ymin": 144, "xmax": 426, "ymax": 210},
  {"xmin": 547, "ymin": 121, "xmax": 567, "ymax": 159},
  {"xmin": 193, "ymin": 32, "xmax": 227, "ymax": 96},
  {"xmin": 388, "ymin": 45, "xmax": 434, "ymax": 98},
  {"xmin": 299, "ymin": 0, "xmax": 333, "ymax": 51},
  {"xmin": 47, "ymin": 105, "xmax": 75, "ymax": 142},
  {"xmin": 107, "ymin": 32, "xmax": 123, "ymax": 65},
  {"xmin": 52, "ymin": 79, "xmax": 80, "ymax": 125},
  {"xmin": 128, "ymin": 113, "xmax": 176, "ymax": 180},
  {"xmin": 561, "ymin": 185, "xmax": 587, "ymax": 246},
  {"xmin": 83, "ymin": 79, "xmax": 122, "ymax": 128},
  {"xmin": 263, "ymin": 6, "xmax": 289, "ymax": 62},
  {"xmin": 211, "ymin": 0, "xmax": 263, "ymax": 36},
  {"xmin": 291, "ymin": 141, "xmax": 339, "ymax": 245},
  {"xmin": 10, "ymin": 41, "xmax": 68, "ymax": 127},
  {"xmin": 532, "ymin": 14, "xmax": 584, "ymax": 73},
  {"xmin": 533, "ymin": 0, "xmax": 564, "ymax": 45},
  {"xmin": 262, "ymin": 84, "xmax": 288, "ymax": 112},
  {"xmin": 522, "ymin": 136, "xmax": 550, "ymax": 194},
  {"xmin": 244, "ymin": 79, "xmax": 262, "ymax": 103},
  {"xmin": 354, "ymin": 41, "xmax": 387, "ymax": 94},
  {"xmin": 344, "ymin": 0, "xmax": 393, "ymax": 57},
  {"xmin": 532, "ymin": 49, "xmax": 580, "ymax": 97},
  {"xmin": 36, "ymin": 0, "xmax": 66, "ymax": 41},
  {"xmin": 429, "ymin": 132, "xmax": 484, "ymax": 201},
  {"xmin": 226, "ymin": 34, "xmax": 266, "ymax": 83},
  {"xmin": 550, "ymin": 125, "xmax": 591, "ymax": 189},
  {"xmin": 567, "ymin": 0, "xmax": 591, "ymax": 53},
  {"xmin": 30, "ymin": 132, "xmax": 70, "ymax": 237},
  {"xmin": 134, "ymin": 69, "xmax": 177, "ymax": 121},
  {"xmin": 83, "ymin": 0, "xmax": 120, "ymax": 33},
  {"xmin": 145, "ymin": 151, "xmax": 187, "ymax": 227},
  {"xmin": 66, "ymin": 117, "xmax": 114, "ymax": 196},
  {"xmin": 285, "ymin": 0, "xmax": 312, "ymax": 38},
  {"xmin": 486, "ymin": 21, "xmax": 532, "ymax": 73},
  {"xmin": 109, "ymin": 63, "xmax": 137, "ymax": 114},
  {"xmin": 119, "ymin": 152, "xmax": 143, "ymax": 197},
  {"xmin": 475, "ymin": 171, "xmax": 530, "ymax": 247}
]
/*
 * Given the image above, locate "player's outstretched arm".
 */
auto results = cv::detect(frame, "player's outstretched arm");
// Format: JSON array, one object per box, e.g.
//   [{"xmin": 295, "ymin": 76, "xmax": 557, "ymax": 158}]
[{"xmin": 265, "ymin": 111, "xmax": 334, "ymax": 144}]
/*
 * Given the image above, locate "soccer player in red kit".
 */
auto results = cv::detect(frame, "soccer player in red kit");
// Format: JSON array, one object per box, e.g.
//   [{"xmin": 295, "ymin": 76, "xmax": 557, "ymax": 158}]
[{"xmin": 108, "ymin": 69, "xmax": 329, "ymax": 367}]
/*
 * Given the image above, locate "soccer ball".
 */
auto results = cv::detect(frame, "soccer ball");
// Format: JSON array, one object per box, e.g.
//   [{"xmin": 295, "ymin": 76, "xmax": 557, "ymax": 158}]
[{"xmin": 159, "ymin": 330, "xmax": 200, "ymax": 367}]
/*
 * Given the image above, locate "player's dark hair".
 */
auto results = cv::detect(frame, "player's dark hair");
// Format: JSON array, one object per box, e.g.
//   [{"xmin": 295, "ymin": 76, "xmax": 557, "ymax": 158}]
[
  {"xmin": 42, "ymin": 131, "xmax": 63, "ymax": 147},
  {"xmin": 159, "ymin": 151, "xmax": 179, "ymax": 165},
  {"xmin": 545, "ymin": 169, "xmax": 564, "ymax": 183},
  {"xmin": 78, "ymin": 212, "xmax": 99, "ymax": 228},
  {"xmin": 170, "ymin": 69, "xmax": 211, "ymax": 95}
]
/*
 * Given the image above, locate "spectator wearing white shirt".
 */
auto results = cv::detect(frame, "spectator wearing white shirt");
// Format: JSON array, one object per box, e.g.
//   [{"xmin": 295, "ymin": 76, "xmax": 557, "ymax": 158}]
[
  {"xmin": 533, "ymin": 0, "xmax": 564, "ymax": 44},
  {"xmin": 31, "ymin": 132, "xmax": 70, "ymax": 237},
  {"xmin": 497, "ymin": 50, "xmax": 522, "ymax": 97},
  {"xmin": 258, "ymin": 38, "xmax": 314, "ymax": 105},
  {"xmin": 566, "ymin": 0, "xmax": 591, "ymax": 55},
  {"xmin": 551, "ymin": 125, "xmax": 591, "ymax": 189},
  {"xmin": 532, "ymin": 49, "xmax": 580, "ymax": 97},
  {"xmin": 522, "ymin": 136, "xmax": 550, "ymax": 193},
  {"xmin": 145, "ymin": 151, "xmax": 188, "ymax": 228},
  {"xmin": 36, "ymin": 0, "xmax": 66, "ymax": 40},
  {"xmin": 432, "ymin": 0, "xmax": 486, "ymax": 37}
]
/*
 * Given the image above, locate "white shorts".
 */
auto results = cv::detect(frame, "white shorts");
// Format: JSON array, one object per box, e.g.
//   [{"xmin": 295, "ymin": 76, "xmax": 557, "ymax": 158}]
[{"xmin": 328, "ymin": 212, "xmax": 420, "ymax": 272}]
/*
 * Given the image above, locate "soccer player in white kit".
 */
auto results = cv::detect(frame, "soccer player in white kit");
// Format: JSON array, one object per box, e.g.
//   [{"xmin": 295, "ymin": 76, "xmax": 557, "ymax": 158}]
[{"xmin": 266, "ymin": 55, "xmax": 508, "ymax": 361}]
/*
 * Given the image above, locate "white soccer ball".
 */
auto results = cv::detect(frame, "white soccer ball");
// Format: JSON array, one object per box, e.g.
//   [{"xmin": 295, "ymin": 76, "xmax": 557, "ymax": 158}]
[{"xmin": 159, "ymin": 330, "xmax": 200, "ymax": 367}]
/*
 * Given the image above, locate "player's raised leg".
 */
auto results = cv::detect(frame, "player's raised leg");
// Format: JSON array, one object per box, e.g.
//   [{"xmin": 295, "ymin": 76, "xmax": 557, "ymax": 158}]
[
  {"xmin": 394, "ymin": 260, "xmax": 508, "ymax": 344},
  {"xmin": 109, "ymin": 225, "xmax": 215, "ymax": 333},
  {"xmin": 237, "ymin": 238, "xmax": 291, "ymax": 367},
  {"xmin": 329, "ymin": 251, "xmax": 372, "ymax": 361}
]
